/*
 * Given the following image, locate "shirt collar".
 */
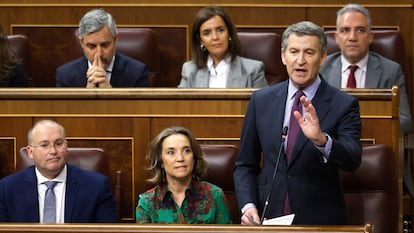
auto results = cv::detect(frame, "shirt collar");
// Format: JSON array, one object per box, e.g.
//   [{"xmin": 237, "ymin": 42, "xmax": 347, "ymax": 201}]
[
  {"xmin": 36, "ymin": 164, "xmax": 67, "ymax": 184},
  {"xmin": 288, "ymin": 76, "xmax": 321, "ymax": 101},
  {"xmin": 340, "ymin": 53, "xmax": 369, "ymax": 73},
  {"xmin": 105, "ymin": 55, "xmax": 115, "ymax": 73},
  {"xmin": 207, "ymin": 54, "xmax": 231, "ymax": 76},
  {"xmin": 158, "ymin": 179, "xmax": 198, "ymax": 203}
]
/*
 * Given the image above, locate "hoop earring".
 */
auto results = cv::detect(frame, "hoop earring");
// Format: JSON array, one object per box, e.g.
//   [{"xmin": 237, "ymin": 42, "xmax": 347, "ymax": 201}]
[{"xmin": 200, "ymin": 44, "xmax": 207, "ymax": 51}]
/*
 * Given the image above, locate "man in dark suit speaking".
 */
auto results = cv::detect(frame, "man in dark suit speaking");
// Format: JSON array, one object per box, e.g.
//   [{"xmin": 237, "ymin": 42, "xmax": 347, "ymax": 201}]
[
  {"xmin": 233, "ymin": 21, "xmax": 362, "ymax": 225},
  {"xmin": 56, "ymin": 8, "xmax": 148, "ymax": 88},
  {"xmin": 0, "ymin": 119, "xmax": 118, "ymax": 223}
]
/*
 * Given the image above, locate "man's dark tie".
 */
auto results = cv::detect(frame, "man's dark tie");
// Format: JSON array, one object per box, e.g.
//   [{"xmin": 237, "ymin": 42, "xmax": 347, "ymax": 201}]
[
  {"xmin": 346, "ymin": 65, "xmax": 358, "ymax": 88},
  {"xmin": 43, "ymin": 181, "xmax": 58, "ymax": 223},
  {"xmin": 283, "ymin": 89, "xmax": 304, "ymax": 215},
  {"xmin": 286, "ymin": 90, "xmax": 304, "ymax": 161}
]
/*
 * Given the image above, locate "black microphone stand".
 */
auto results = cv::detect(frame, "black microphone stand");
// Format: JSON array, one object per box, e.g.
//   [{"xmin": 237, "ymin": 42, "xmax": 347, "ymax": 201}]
[{"xmin": 260, "ymin": 126, "xmax": 288, "ymax": 225}]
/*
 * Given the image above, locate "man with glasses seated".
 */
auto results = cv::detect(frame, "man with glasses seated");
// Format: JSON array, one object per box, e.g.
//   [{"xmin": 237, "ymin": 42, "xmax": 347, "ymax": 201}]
[{"xmin": 0, "ymin": 119, "xmax": 118, "ymax": 223}]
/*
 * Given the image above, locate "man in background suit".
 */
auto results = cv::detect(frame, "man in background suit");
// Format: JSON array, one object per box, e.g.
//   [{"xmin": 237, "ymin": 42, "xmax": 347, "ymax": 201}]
[
  {"xmin": 320, "ymin": 3, "xmax": 412, "ymax": 134},
  {"xmin": 56, "ymin": 8, "xmax": 149, "ymax": 88},
  {"xmin": 0, "ymin": 119, "xmax": 118, "ymax": 223},
  {"xmin": 233, "ymin": 21, "xmax": 362, "ymax": 225}
]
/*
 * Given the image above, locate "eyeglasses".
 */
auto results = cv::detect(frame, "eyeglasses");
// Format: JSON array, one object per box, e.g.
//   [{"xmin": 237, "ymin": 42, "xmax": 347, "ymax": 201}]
[{"xmin": 30, "ymin": 139, "xmax": 67, "ymax": 152}]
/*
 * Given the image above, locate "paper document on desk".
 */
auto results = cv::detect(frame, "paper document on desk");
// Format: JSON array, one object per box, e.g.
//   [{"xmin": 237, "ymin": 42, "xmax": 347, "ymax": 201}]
[{"xmin": 262, "ymin": 214, "xmax": 295, "ymax": 225}]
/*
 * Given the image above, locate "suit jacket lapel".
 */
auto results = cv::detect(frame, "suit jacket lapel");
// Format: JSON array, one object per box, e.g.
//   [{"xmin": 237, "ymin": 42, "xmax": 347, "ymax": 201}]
[
  {"xmin": 365, "ymin": 53, "xmax": 382, "ymax": 88},
  {"xmin": 24, "ymin": 167, "xmax": 40, "ymax": 222},
  {"xmin": 64, "ymin": 165, "xmax": 78, "ymax": 223},
  {"xmin": 76, "ymin": 58, "xmax": 89, "ymax": 86},
  {"xmin": 227, "ymin": 57, "xmax": 245, "ymax": 88},
  {"xmin": 195, "ymin": 68, "xmax": 209, "ymax": 87},
  {"xmin": 329, "ymin": 58, "xmax": 342, "ymax": 88},
  {"xmin": 310, "ymin": 79, "xmax": 332, "ymax": 134},
  {"xmin": 269, "ymin": 83, "xmax": 288, "ymax": 156},
  {"xmin": 109, "ymin": 54, "xmax": 123, "ymax": 86}
]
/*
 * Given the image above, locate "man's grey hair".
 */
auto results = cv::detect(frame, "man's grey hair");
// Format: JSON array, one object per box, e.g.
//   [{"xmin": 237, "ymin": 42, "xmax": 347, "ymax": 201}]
[
  {"xmin": 78, "ymin": 8, "xmax": 117, "ymax": 39},
  {"xmin": 281, "ymin": 21, "xmax": 327, "ymax": 54},
  {"xmin": 336, "ymin": 3, "xmax": 372, "ymax": 30}
]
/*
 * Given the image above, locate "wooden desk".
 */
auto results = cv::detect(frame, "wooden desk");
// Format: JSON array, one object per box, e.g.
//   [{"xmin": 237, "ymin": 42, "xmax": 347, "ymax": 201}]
[
  {"xmin": 0, "ymin": 88, "xmax": 402, "ymax": 225},
  {"xmin": 0, "ymin": 223, "xmax": 373, "ymax": 233}
]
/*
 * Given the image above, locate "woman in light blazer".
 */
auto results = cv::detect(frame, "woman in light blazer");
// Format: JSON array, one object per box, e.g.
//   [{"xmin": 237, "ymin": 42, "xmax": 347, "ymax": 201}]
[{"xmin": 178, "ymin": 6, "xmax": 268, "ymax": 88}]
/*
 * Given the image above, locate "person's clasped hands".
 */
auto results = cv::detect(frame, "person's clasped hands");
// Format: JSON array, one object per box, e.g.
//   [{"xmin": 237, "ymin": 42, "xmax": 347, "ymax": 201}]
[{"xmin": 86, "ymin": 53, "xmax": 112, "ymax": 88}]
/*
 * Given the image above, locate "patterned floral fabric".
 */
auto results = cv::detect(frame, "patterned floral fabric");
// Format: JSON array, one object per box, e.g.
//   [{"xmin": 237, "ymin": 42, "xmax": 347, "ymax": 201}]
[{"xmin": 136, "ymin": 180, "xmax": 232, "ymax": 224}]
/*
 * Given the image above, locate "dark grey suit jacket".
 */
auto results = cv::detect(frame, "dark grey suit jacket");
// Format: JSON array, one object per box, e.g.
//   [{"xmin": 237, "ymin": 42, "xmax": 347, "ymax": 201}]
[
  {"xmin": 320, "ymin": 51, "xmax": 412, "ymax": 134},
  {"xmin": 178, "ymin": 56, "xmax": 268, "ymax": 88}
]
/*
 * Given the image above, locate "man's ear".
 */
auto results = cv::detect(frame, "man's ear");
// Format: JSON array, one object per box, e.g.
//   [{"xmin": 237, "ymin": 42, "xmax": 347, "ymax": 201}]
[
  {"xmin": 26, "ymin": 146, "xmax": 34, "ymax": 160},
  {"xmin": 368, "ymin": 30, "xmax": 373, "ymax": 45},
  {"xmin": 320, "ymin": 50, "xmax": 328, "ymax": 66},
  {"xmin": 79, "ymin": 37, "xmax": 84, "ymax": 48},
  {"xmin": 281, "ymin": 51, "xmax": 287, "ymax": 65}
]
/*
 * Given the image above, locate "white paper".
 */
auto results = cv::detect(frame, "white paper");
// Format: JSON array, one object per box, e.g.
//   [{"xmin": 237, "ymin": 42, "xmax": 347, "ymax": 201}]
[{"xmin": 262, "ymin": 214, "xmax": 295, "ymax": 225}]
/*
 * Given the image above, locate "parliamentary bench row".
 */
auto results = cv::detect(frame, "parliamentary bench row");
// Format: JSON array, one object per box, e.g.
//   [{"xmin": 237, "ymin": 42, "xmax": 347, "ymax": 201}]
[
  {"xmin": 8, "ymin": 29, "xmax": 407, "ymax": 89},
  {"xmin": 14, "ymin": 143, "xmax": 397, "ymax": 233}
]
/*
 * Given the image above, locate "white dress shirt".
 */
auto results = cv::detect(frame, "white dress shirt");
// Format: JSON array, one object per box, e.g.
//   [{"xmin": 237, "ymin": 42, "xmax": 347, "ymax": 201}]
[
  {"xmin": 207, "ymin": 54, "xmax": 231, "ymax": 88},
  {"xmin": 36, "ymin": 165, "xmax": 67, "ymax": 223}
]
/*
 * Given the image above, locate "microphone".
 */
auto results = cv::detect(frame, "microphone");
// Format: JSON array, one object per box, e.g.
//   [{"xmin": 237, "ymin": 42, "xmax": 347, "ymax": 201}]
[{"xmin": 260, "ymin": 126, "xmax": 288, "ymax": 225}]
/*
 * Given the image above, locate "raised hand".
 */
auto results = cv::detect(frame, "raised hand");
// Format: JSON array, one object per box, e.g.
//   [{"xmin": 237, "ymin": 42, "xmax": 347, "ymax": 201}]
[{"xmin": 294, "ymin": 95, "xmax": 327, "ymax": 146}]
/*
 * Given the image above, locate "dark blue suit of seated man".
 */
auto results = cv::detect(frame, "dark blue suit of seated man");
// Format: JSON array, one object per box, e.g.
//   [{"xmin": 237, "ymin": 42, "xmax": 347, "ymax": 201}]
[
  {"xmin": 0, "ymin": 119, "xmax": 118, "ymax": 223},
  {"xmin": 56, "ymin": 8, "xmax": 148, "ymax": 88}
]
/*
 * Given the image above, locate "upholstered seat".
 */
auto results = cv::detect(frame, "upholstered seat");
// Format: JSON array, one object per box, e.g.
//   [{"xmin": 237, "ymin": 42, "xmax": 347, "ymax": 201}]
[
  {"xmin": 340, "ymin": 144, "xmax": 398, "ymax": 233},
  {"xmin": 17, "ymin": 147, "xmax": 107, "ymax": 172},
  {"xmin": 69, "ymin": 28, "xmax": 161, "ymax": 86},
  {"xmin": 238, "ymin": 32, "xmax": 287, "ymax": 85},
  {"xmin": 201, "ymin": 144, "xmax": 240, "ymax": 224},
  {"xmin": 7, "ymin": 34, "xmax": 31, "ymax": 84}
]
